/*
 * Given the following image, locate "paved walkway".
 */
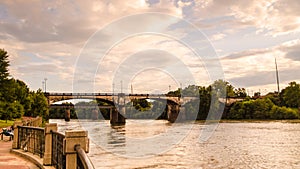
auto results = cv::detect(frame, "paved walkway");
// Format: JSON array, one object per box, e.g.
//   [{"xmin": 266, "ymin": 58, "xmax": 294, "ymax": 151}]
[{"xmin": 0, "ymin": 136, "xmax": 39, "ymax": 169}]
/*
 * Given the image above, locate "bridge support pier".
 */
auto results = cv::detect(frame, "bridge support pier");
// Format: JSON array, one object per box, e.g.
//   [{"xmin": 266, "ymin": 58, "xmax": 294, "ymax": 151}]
[
  {"xmin": 167, "ymin": 105, "xmax": 180, "ymax": 123},
  {"xmin": 65, "ymin": 108, "xmax": 70, "ymax": 122},
  {"xmin": 110, "ymin": 107, "xmax": 125, "ymax": 125},
  {"xmin": 92, "ymin": 109, "xmax": 98, "ymax": 120}
]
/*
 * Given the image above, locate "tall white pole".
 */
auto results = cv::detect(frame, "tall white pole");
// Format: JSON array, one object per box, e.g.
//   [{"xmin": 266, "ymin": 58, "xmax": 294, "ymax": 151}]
[
  {"xmin": 44, "ymin": 78, "xmax": 47, "ymax": 93},
  {"xmin": 275, "ymin": 58, "xmax": 280, "ymax": 94},
  {"xmin": 121, "ymin": 80, "xmax": 123, "ymax": 94}
]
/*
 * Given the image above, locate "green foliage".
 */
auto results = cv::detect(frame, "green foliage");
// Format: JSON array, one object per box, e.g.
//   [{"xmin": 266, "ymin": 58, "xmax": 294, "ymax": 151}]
[
  {"xmin": 228, "ymin": 98, "xmax": 275, "ymax": 119},
  {"xmin": 0, "ymin": 119, "xmax": 14, "ymax": 128},
  {"xmin": 282, "ymin": 81, "xmax": 300, "ymax": 108},
  {"xmin": 0, "ymin": 49, "xmax": 49, "ymax": 121},
  {"xmin": 270, "ymin": 106, "xmax": 299, "ymax": 119},
  {"xmin": 126, "ymin": 99, "xmax": 162, "ymax": 119},
  {"xmin": 0, "ymin": 49, "xmax": 10, "ymax": 82},
  {"xmin": 29, "ymin": 89, "xmax": 49, "ymax": 120}
]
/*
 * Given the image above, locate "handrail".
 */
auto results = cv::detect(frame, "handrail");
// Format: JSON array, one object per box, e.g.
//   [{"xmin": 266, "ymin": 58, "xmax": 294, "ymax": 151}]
[
  {"xmin": 17, "ymin": 126, "xmax": 45, "ymax": 158},
  {"xmin": 75, "ymin": 144, "xmax": 95, "ymax": 169},
  {"xmin": 18, "ymin": 125, "xmax": 44, "ymax": 131}
]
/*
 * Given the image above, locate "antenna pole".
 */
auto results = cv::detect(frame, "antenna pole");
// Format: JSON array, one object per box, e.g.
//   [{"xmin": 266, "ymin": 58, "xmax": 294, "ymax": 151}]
[{"xmin": 275, "ymin": 57, "xmax": 280, "ymax": 95}]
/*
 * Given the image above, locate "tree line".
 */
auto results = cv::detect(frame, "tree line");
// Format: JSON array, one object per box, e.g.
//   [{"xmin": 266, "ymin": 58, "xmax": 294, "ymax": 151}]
[
  {"xmin": 0, "ymin": 49, "xmax": 48, "ymax": 122},
  {"xmin": 168, "ymin": 80, "xmax": 300, "ymax": 120},
  {"xmin": 48, "ymin": 79, "xmax": 300, "ymax": 120}
]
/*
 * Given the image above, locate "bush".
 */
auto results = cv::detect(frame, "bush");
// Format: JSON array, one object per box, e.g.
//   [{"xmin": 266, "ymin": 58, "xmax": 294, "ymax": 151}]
[
  {"xmin": 270, "ymin": 106, "xmax": 299, "ymax": 119},
  {"xmin": 228, "ymin": 98, "xmax": 275, "ymax": 119}
]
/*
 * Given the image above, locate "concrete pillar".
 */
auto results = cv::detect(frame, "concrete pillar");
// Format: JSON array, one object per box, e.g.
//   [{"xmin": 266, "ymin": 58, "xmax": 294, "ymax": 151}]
[
  {"xmin": 167, "ymin": 105, "xmax": 179, "ymax": 123},
  {"xmin": 110, "ymin": 108, "xmax": 126, "ymax": 125},
  {"xmin": 65, "ymin": 108, "xmax": 71, "ymax": 121},
  {"xmin": 110, "ymin": 108, "xmax": 118, "ymax": 125},
  {"xmin": 43, "ymin": 123, "xmax": 58, "ymax": 166},
  {"xmin": 12, "ymin": 121, "xmax": 23, "ymax": 149},
  {"xmin": 92, "ymin": 109, "xmax": 98, "ymax": 120},
  {"xmin": 64, "ymin": 131, "xmax": 89, "ymax": 169}
]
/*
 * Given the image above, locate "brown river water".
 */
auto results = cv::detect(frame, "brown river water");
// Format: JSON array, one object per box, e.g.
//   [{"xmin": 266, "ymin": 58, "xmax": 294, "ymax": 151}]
[{"xmin": 50, "ymin": 119, "xmax": 300, "ymax": 169}]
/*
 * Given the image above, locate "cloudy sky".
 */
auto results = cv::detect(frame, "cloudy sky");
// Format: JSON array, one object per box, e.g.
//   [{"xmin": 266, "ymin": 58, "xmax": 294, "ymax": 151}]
[{"xmin": 1, "ymin": 0, "xmax": 300, "ymax": 95}]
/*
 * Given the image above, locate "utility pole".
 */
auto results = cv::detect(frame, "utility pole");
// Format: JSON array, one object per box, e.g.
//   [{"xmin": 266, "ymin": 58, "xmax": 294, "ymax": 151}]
[
  {"xmin": 120, "ymin": 80, "xmax": 123, "ymax": 94},
  {"xmin": 42, "ymin": 81, "xmax": 45, "ymax": 92},
  {"xmin": 44, "ymin": 78, "xmax": 47, "ymax": 93},
  {"xmin": 275, "ymin": 57, "xmax": 280, "ymax": 95}
]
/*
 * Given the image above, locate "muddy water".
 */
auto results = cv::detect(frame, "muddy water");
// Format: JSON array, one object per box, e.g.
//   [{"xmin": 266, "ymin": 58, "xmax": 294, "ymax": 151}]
[{"xmin": 50, "ymin": 119, "xmax": 300, "ymax": 169}]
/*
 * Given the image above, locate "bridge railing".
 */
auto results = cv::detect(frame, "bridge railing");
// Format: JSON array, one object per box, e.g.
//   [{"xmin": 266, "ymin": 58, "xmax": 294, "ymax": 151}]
[
  {"xmin": 12, "ymin": 122, "xmax": 93, "ymax": 169},
  {"xmin": 45, "ymin": 92, "xmax": 181, "ymax": 97}
]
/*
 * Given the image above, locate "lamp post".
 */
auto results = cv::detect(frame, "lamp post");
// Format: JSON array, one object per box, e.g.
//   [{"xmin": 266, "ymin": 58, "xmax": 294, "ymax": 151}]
[
  {"xmin": 120, "ymin": 80, "xmax": 123, "ymax": 94},
  {"xmin": 42, "ymin": 81, "xmax": 45, "ymax": 92}
]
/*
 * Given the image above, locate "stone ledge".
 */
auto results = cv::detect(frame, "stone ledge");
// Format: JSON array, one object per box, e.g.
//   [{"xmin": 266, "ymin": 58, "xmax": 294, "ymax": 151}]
[{"xmin": 10, "ymin": 149, "xmax": 55, "ymax": 169}]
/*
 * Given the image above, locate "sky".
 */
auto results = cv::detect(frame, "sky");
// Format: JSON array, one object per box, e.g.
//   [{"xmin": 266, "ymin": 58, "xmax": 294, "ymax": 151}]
[{"xmin": 1, "ymin": 0, "xmax": 300, "ymax": 95}]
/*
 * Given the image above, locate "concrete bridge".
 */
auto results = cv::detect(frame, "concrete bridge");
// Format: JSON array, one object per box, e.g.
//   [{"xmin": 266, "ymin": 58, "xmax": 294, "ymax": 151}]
[
  {"xmin": 45, "ymin": 92, "xmax": 199, "ymax": 124},
  {"xmin": 45, "ymin": 92, "xmax": 244, "ymax": 124}
]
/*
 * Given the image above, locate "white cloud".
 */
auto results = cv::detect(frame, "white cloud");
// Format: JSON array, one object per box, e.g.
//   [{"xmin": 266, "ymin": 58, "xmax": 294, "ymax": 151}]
[
  {"xmin": 221, "ymin": 39, "xmax": 300, "ymax": 91},
  {"xmin": 191, "ymin": 0, "xmax": 300, "ymax": 36},
  {"xmin": 0, "ymin": 0, "xmax": 299, "ymax": 93},
  {"xmin": 210, "ymin": 33, "xmax": 226, "ymax": 41}
]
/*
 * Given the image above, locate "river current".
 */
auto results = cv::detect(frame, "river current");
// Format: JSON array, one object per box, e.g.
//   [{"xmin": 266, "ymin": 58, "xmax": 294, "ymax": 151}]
[{"xmin": 50, "ymin": 119, "xmax": 300, "ymax": 169}]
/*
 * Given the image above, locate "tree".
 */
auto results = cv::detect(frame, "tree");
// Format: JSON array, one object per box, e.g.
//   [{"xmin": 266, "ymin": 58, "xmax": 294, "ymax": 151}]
[
  {"xmin": 0, "ymin": 49, "xmax": 10, "ymax": 102},
  {"xmin": 282, "ymin": 81, "xmax": 300, "ymax": 108},
  {"xmin": 29, "ymin": 89, "xmax": 49, "ymax": 120},
  {"xmin": 0, "ymin": 49, "xmax": 10, "ymax": 82}
]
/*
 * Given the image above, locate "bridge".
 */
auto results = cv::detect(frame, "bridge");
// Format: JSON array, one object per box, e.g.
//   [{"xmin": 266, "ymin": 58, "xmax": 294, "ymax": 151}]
[{"xmin": 44, "ymin": 92, "xmax": 244, "ymax": 125}]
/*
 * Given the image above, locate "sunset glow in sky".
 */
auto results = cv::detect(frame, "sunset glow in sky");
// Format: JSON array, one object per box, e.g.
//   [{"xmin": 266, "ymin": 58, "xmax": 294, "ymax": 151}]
[{"xmin": 1, "ymin": 0, "xmax": 300, "ymax": 95}]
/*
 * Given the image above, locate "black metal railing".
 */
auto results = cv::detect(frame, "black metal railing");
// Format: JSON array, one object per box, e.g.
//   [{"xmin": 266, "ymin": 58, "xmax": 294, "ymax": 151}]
[
  {"xmin": 75, "ymin": 144, "xmax": 94, "ymax": 169},
  {"xmin": 18, "ymin": 126, "xmax": 45, "ymax": 158},
  {"xmin": 51, "ymin": 130, "xmax": 66, "ymax": 169}
]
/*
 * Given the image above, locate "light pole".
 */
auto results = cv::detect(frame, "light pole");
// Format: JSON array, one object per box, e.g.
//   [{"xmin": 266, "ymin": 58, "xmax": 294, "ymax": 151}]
[
  {"xmin": 113, "ymin": 83, "xmax": 115, "ymax": 94},
  {"xmin": 44, "ymin": 78, "xmax": 47, "ymax": 93},
  {"xmin": 42, "ymin": 81, "xmax": 45, "ymax": 92},
  {"xmin": 120, "ymin": 80, "xmax": 123, "ymax": 94}
]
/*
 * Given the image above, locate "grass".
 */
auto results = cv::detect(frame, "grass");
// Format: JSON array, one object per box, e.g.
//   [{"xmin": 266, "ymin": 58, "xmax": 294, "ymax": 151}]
[{"xmin": 0, "ymin": 119, "xmax": 14, "ymax": 128}]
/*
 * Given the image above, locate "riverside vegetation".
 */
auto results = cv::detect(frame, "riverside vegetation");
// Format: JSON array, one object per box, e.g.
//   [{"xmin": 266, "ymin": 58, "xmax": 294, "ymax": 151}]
[{"xmin": 0, "ymin": 49, "xmax": 48, "ymax": 124}]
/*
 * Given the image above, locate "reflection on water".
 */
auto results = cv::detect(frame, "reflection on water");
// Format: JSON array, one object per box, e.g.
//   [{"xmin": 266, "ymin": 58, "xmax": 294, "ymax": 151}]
[{"xmin": 50, "ymin": 119, "xmax": 300, "ymax": 169}]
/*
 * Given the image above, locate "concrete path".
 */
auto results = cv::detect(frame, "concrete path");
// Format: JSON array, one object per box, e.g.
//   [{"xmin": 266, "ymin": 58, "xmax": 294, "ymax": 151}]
[{"xmin": 0, "ymin": 136, "xmax": 39, "ymax": 169}]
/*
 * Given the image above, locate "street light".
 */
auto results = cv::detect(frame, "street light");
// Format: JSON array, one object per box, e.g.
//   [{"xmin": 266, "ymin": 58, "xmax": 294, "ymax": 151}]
[
  {"xmin": 42, "ymin": 81, "xmax": 45, "ymax": 92},
  {"xmin": 120, "ymin": 80, "xmax": 123, "ymax": 94}
]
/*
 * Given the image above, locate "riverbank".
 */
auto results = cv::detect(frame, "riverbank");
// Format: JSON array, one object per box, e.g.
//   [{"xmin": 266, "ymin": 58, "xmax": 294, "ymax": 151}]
[
  {"xmin": 219, "ymin": 119, "xmax": 300, "ymax": 123},
  {"xmin": 193, "ymin": 119, "xmax": 300, "ymax": 124}
]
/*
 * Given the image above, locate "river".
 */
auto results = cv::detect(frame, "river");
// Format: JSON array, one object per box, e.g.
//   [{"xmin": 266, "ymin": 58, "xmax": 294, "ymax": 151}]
[{"xmin": 50, "ymin": 119, "xmax": 300, "ymax": 169}]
